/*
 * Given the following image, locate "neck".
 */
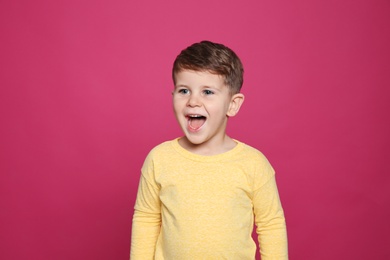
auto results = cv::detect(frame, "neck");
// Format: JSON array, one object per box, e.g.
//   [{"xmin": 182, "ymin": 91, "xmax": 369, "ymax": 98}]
[{"xmin": 178, "ymin": 135, "xmax": 237, "ymax": 156}]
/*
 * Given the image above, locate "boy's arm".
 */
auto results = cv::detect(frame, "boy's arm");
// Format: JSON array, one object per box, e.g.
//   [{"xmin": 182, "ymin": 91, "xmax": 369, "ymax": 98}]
[
  {"xmin": 253, "ymin": 174, "xmax": 288, "ymax": 259},
  {"xmin": 130, "ymin": 160, "xmax": 161, "ymax": 260}
]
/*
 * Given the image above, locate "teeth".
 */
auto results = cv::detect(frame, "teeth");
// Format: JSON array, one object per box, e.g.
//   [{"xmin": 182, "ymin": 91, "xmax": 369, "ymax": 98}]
[{"xmin": 188, "ymin": 115, "xmax": 203, "ymax": 118}]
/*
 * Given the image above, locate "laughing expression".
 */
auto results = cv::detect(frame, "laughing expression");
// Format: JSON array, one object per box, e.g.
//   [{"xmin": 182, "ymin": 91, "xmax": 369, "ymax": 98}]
[{"xmin": 173, "ymin": 70, "xmax": 243, "ymax": 153}]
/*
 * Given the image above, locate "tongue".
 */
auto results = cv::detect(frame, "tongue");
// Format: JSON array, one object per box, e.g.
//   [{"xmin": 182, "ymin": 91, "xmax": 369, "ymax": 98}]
[{"xmin": 189, "ymin": 117, "xmax": 206, "ymax": 129}]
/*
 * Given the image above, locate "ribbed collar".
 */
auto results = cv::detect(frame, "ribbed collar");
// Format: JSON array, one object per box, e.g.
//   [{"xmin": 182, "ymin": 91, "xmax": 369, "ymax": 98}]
[{"xmin": 170, "ymin": 137, "xmax": 245, "ymax": 162}]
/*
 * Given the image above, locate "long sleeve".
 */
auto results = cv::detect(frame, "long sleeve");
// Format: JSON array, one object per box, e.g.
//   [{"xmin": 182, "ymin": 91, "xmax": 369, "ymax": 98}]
[
  {"xmin": 130, "ymin": 155, "xmax": 161, "ymax": 260},
  {"xmin": 253, "ymin": 174, "xmax": 288, "ymax": 259}
]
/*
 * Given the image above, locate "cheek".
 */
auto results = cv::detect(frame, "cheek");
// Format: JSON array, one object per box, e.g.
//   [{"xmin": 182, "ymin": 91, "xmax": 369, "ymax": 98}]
[
  {"xmin": 208, "ymin": 107, "xmax": 227, "ymax": 119},
  {"xmin": 172, "ymin": 97, "xmax": 180, "ymax": 107},
  {"xmin": 210, "ymin": 101, "xmax": 230, "ymax": 114},
  {"xmin": 173, "ymin": 100, "xmax": 185, "ymax": 115}
]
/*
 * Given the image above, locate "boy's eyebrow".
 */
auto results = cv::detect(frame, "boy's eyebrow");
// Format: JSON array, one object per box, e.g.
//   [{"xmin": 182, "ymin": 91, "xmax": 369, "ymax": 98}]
[
  {"xmin": 202, "ymin": 84, "xmax": 224, "ymax": 91},
  {"xmin": 174, "ymin": 83, "xmax": 224, "ymax": 91},
  {"xmin": 174, "ymin": 84, "xmax": 188, "ymax": 88}
]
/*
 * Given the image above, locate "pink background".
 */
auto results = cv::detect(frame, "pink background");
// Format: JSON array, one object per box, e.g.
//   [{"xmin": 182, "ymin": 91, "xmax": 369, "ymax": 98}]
[{"xmin": 1, "ymin": 0, "xmax": 389, "ymax": 259}]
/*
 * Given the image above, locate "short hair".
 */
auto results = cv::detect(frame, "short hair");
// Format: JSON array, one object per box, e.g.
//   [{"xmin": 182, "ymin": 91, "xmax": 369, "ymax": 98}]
[{"xmin": 172, "ymin": 41, "xmax": 244, "ymax": 94}]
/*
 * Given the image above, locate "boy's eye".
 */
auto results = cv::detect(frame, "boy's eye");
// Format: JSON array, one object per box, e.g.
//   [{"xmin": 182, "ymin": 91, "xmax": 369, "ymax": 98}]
[
  {"xmin": 203, "ymin": 90, "xmax": 214, "ymax": 95},
  {"xmin": 178, "ymin": 89, "xmax": 189, "ymax": 94}
]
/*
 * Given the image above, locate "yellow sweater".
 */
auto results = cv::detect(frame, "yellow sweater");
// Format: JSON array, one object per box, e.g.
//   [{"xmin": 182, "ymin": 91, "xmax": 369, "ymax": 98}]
[{"xmin": 131, "ymin": 139, "xmax": 288, "ymax": 259}]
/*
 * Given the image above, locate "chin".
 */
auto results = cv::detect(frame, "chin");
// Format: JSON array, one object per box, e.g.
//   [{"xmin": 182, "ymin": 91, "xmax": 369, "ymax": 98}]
[{"xmin": 182, "ymin": 134, "xmax": 204, "ymax": 145}]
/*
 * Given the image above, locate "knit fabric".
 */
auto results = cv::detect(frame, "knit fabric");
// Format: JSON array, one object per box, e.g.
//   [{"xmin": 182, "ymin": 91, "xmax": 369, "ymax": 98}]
[{"xmin": 131, "ymin": 138, "xmax": 288, "ymax": 259}]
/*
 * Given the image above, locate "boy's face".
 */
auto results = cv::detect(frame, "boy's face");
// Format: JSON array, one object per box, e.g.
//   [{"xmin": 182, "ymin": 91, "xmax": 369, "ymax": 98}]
[{"xmin": 173, "ymin": 70, "xmax": 243, "ymax": 151}]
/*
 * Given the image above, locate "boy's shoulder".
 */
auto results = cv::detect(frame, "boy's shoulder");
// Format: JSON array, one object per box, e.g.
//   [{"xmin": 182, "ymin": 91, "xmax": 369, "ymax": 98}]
[
  {"xmin": 236, "ymin": 140, "xmax": 276, "ymax": 186},
  {"xmin": 144, "ymin": 139, "xmax": 177, "ymax": 160},
  {"xmin": 149, "ymin": 139, "xmax": 176, "ymax": 153},
  {"xmin": 235, "ymin": 140, "xmax": 272, "ymax": 163}
]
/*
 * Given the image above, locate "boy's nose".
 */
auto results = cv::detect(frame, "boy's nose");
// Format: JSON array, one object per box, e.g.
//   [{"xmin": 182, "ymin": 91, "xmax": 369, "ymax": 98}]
[{"xmin": 187, "ymin": 94, "xmax": 201, "ymax": 107}]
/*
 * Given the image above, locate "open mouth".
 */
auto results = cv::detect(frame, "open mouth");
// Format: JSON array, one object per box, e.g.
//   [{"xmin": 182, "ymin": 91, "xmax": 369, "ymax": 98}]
[{"xmin": 187, "ymin": 114, "xmax": 206, "ymax": 131}]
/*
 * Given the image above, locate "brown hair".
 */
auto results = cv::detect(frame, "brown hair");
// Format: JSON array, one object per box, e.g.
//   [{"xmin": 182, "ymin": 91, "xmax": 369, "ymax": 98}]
[{"xmin": 172, "ymin": 41, "xmax": 244, "ymax": 94}]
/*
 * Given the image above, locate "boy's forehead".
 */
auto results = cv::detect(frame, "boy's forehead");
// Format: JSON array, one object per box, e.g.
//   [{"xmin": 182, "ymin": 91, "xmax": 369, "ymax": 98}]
[{"xmin": 174, "ymin": 69, "xmax": 225, "ymax": 85}]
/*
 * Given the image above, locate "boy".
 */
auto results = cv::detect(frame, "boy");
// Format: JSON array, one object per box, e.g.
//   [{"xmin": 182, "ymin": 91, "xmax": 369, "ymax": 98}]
[{"xmin": 130, "ymin": 41, "xmax": 288, "ymax": 259}]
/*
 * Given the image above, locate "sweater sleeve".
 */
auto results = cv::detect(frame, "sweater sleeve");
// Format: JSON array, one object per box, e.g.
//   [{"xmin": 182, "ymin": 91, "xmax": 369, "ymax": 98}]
[
  {"xmin": 253, "ymin": 172, "xmax": 288, "ymax": 259},
  {"xmin": 130, "ymin": 154, "xmax": 161, "ymax": 260}
]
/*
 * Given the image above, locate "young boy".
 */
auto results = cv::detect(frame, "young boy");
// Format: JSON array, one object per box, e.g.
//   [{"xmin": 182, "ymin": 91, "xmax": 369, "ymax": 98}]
[{"xmin": 130, "ymin": 41, "xmax": 288, "ymax": 259}]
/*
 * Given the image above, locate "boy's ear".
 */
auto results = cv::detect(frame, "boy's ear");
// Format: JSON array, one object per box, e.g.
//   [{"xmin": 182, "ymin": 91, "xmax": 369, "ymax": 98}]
[{"xmin": 227, "ymin": 93, "xmax": 245, "ymax": 117}]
